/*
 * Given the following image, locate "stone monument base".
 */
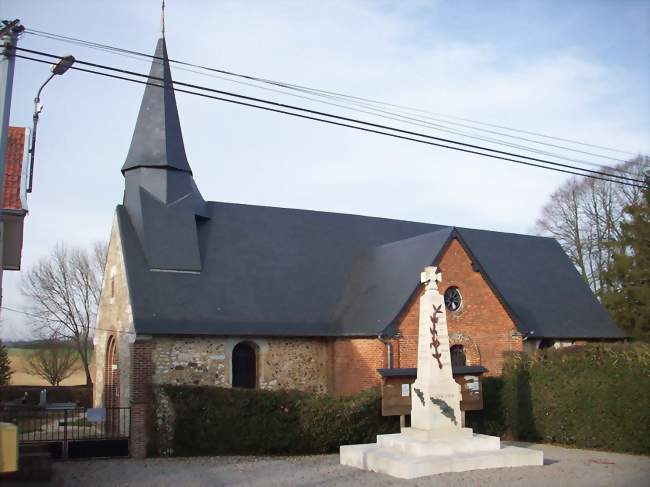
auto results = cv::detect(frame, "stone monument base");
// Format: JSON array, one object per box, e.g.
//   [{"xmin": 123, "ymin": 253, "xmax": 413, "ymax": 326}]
[{"xmin": 340, "ymin": 428, "xmax": 543, "ymax": 479}]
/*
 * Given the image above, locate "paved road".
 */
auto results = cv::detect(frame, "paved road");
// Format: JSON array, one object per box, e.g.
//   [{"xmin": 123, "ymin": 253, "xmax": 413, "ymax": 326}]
[{"xmin": 50, "ymin": 443, "xmax": 649, "ymax": 487}]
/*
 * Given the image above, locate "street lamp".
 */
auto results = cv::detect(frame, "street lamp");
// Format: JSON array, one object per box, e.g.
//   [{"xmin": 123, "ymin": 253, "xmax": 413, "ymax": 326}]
[{"xmin": 27, "ymin": 54, "xmax": 75, "ymax": 193}]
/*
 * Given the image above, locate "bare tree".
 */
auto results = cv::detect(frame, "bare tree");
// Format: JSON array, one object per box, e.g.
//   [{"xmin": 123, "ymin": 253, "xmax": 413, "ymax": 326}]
[
  {"xmin": 22, "ymin": 242, "xmax": 107, "ymax": 385},
  {"xmin": 25, "ymin": 341, "xmax": 79, "ymax": 386},
  {"xmin": 0, "ymin": 339, "xmax": 12, "ymax": 386},
  {"xmin": 536, "ymin": 156, "xmax": 649, "ymax": 296}
]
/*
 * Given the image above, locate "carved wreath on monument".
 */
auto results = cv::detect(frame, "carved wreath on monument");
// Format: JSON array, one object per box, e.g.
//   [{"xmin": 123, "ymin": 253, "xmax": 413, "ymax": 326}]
[{"xmin": 429, "ymin": 304, "xmax": 444, "ymax": 370}]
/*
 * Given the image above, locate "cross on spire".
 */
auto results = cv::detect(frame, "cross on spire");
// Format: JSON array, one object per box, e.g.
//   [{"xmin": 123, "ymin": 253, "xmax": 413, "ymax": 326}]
[{"xmin": 161, "ymin": 0, "xmax": 165, "ymax": 38}]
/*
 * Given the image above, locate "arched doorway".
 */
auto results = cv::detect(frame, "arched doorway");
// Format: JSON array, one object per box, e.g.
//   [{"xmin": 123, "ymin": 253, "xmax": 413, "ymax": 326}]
[
  {"xmin": 232, "ymin": 342, "xmax": 257, "ymax": 389},
  {"xmin": 450, "ymin": 344, "xmax": 467, "ymax": 367},
  {"xmin": 104, "ymin": 335, "xmax": 119, "ymax": 407}
]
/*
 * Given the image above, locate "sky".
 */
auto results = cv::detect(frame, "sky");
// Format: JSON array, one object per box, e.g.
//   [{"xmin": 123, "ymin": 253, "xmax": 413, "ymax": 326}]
[{"xmin": 1, "ymin": 0, "xmax": 649, "ymax": 339}]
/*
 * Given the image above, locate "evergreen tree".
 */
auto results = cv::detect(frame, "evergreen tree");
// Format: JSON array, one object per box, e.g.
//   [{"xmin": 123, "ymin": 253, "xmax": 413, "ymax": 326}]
[
  {"xmin": 602, "ymin": 182, "xmax": 650, "ymax": 341},
  {"xmin": 0, "ymin": 340, "xmax": 12, "ymax": 385}
]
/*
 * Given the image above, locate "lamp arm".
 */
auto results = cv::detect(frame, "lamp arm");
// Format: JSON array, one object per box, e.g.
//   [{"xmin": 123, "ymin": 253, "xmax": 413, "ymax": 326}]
[
  {"xmin": 27, "ymin": 74, "xmax": 55, "ymax": 193},
  {"xmin": 35, "ymin": 73, "xmax": 54, "ymax": 103}
]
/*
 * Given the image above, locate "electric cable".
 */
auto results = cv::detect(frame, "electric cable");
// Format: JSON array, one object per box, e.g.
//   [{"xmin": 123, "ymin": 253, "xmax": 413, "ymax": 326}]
[
  {"xmin": 13, "ymin": 47, "xmax": 647, "ymax": 187},
  {"xmin": 22, "ymin": 27, "xmax": 642, "ymax": 159}
]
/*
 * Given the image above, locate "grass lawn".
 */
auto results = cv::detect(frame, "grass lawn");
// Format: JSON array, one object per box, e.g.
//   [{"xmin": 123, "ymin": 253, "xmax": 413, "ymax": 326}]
[{"xmin": 8, "ymin": 347, "xmax": 94, "ymax": 386}]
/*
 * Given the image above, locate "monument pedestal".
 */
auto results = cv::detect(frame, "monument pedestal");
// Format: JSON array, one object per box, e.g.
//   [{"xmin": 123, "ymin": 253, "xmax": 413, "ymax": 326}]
[
  {"xmin": 340, "ymin": 429, "xmax": 543, "ymax": 479},
  {"xmin": 340, "ymin": 266, "xmax": 543, "ymax": 479}
]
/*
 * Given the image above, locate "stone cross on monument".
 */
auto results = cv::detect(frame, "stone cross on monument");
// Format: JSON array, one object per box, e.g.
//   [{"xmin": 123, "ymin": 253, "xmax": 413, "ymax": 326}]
[{"xmin": 340, "ymin": 266, "xmax": 543, "ymax": 479}]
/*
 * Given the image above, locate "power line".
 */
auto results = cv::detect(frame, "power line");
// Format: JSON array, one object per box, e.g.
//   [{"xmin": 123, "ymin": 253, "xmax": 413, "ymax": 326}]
[
  {"xmin": 21, "ymin": 30, "xmax": 647, "ymax": 179},
  {"xmin": 41, "ymin": 40, "xmax": 626, "ymax": 173},
  {"xmin": 22, "ymin": 27, "xmax": 642, "ymax": 159},
  {"xmin": 19, "ymin": 37, "xmax": 618, "ymax": 172},
  {"xmin": 14, "ymin": 51, "xmax": 648, "ymax": 188},
  {"xmin": 286, "ymin": 87, "xmax": 641, "ymax": 159},
  {"xmin": 13, "ymin": 48, "xmax": 647, "ymax": 188},
  {"xmin": 22, "ymin": 29, "xmax": 633, "ymax": 170},
  {"xmin": 23, "ymin": 27, "xmax": 639, "ymax": 158},
  {"xmin": 16, "ymin": 53, "xmax": 648, "ymax": 190}
]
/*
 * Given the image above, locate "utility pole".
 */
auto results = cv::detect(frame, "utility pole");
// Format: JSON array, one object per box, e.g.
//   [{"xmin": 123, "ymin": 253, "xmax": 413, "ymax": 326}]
[{"xmin": 0, "ymin": 19, "xmax": 23, "ymax": 309}]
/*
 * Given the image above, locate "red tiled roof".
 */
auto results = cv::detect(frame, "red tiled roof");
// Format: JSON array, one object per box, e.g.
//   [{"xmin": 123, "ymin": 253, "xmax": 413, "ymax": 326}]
[{"xmin": 3, "ymin": 126, "xmax": 26, "ymax": 211}]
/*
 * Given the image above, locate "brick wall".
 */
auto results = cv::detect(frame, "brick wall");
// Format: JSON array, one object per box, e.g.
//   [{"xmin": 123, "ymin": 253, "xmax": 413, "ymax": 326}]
[
  {"xmin": 131, "ymin": 339, "xmax": 153, "ymax": 404},
  {"xmin": 130, "ymin": 403, "xmax": 148, "ymax": 459},
  {"xmin": 393, "ymin": 238, "xmax": 523, "ymax": 376},
  {"xmin": 331, "ymin": 338, "xmax": 389, "ymax": 395},
  {"xmin": 393, "ymin": 289, "xmax": 421, "ymax": 369},
  {"xmin": 130, "ymin": 339, "xmax": 153, "ymax": 458},
  {"xmin": 3, "ymin": 126, "xmax": 25, "ymax": 210}
]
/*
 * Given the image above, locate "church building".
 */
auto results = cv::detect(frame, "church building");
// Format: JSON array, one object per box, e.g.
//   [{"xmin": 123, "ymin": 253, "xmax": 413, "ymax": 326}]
[{"xmin": 93, "ymin": 37, "xmax": 624, "ymax": 421}]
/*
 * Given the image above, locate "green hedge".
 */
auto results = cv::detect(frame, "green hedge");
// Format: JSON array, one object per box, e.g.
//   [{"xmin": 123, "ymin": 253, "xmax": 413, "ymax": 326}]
[
  {"xmin": 154, "ymin": 386, "xmax": 399, "ymax": 456},
  {"xmin": 469, "ymin": 343, "xmax": 650, "ymax": 454},
  {"xmin": 465, "ymin": 377, "xmax": 506, "ymax": 437},
  {"xmin": 154, "ymin": 344, "xmax": 649, "ymax": 456}
]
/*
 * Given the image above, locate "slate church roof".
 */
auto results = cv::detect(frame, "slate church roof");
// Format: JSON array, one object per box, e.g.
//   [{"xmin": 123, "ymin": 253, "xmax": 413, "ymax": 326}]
[{"xmin": 116, "ymin": 38, "xmax": 625, "ymax": 341}]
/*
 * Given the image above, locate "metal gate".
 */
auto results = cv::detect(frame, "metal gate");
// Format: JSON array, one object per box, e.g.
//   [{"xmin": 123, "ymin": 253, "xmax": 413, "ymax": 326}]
[{"xmin": 0, "ymin": 405, "xmax": 130, "ymax": 459}]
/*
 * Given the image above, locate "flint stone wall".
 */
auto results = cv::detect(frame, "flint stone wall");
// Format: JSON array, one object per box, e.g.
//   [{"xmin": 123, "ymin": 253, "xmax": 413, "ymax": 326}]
[{"xmin": 150, "ymin": 336, "xmax": 329, "ymax": 392}]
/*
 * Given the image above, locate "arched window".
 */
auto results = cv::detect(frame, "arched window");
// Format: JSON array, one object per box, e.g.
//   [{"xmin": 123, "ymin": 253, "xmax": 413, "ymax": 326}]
[
  {"xmin": 104, "ymin": 335, "xmax": 119, "ymax": 407},
  {"xmin": 232, "ymin": 342, "xmax": 257, "ymax": 389},
  {"xmin": 539, "ymin": 338, "xmax": 556, "ymax": 350},
  {"xmin": 450, "ymin": 344, "xmax": 467, "ymax": 367}
]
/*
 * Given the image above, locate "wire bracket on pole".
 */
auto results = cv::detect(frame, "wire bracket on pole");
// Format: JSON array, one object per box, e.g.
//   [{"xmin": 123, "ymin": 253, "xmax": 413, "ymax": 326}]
[{"xmin": 0, "ymin": 19, "xmax": 22, "ymax": 38}]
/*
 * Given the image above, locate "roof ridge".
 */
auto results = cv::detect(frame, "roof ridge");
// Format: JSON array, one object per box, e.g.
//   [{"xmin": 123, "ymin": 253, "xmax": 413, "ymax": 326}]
[
  {"xmin": 456, "ymin": 226, "xmax": 556, "ymax": 240},
  {"xmin": 206, "ymin": 199, "xmax": 448, "ymax": 226},
  {"xmin": 205, "ymin": 200, "xmax": 556, "ymax": 240}
]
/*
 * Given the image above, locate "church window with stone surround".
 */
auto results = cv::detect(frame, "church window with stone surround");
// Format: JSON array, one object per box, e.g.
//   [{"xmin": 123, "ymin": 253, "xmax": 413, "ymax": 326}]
[
  {"xmin": 232, "ymin": 342, "xmax": 257, "ymax": 389},
  {"xmin": 444, "ymin": 286, "xmax": 462, "ymax": 312}
]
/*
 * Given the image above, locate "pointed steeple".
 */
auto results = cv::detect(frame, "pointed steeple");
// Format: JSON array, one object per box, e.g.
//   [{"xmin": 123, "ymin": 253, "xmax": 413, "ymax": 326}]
[
  {"xmin": 122, "ymin": 37, "xmax": 191, "ymax": 173},
  {"xmin": 121, "ymin": 37, "xmax": 208, "ymax": 272}
]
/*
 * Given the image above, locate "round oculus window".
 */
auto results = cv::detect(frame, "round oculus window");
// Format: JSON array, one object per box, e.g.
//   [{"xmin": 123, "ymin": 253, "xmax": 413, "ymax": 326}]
[{"xmin": 444, "ymin": 287, "xmax": 462, "ymax": 312}]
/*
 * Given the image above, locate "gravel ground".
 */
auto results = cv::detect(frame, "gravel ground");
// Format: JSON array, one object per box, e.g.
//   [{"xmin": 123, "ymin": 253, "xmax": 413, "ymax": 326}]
[{"xmin": 47, "ymin": 443, "xmax": 649, "ymax": 487}]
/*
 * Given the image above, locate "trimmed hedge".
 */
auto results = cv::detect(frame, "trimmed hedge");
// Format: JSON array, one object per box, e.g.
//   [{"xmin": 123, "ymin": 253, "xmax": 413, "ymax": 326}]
[
  {"xmin": 468, "ymin": 343, "xmax": 650, "ymax": 454},
  {"xmin": 465, "ymin": 377, "xmax": 506, "ymax": 437},
  {"xmin": 154, "ymin": 386, "xmax": 399, "ymax": 456},
  {"xmin": 154, "ymin": 343, "xmax": 649, "ymax": 456}
]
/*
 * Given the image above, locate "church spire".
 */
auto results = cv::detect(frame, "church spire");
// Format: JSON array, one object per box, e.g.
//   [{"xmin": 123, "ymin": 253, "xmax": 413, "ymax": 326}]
[
  {"xmin": 121, "ymin": 36, "xmax": 191, "ymax": 174},
  {"xmin": 121, "ymin": 36, "xmax": 208, "ymax": 273}
]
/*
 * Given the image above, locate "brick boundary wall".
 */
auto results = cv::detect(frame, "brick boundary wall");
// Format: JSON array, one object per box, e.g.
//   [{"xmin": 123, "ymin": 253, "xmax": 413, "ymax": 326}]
[{"xmin": 130, "ymin": 338, "xmax": 153, "ymax": 458}]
